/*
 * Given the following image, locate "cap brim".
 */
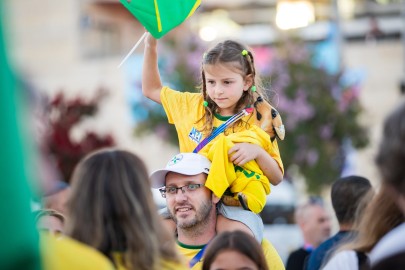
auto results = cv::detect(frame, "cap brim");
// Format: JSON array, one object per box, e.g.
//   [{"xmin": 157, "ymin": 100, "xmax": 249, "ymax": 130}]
[
  {"xmin": 150, "ymin": 169, "xmax": 169, "ymax": 189},
  {"xmin": 150, "ymin": 166, "xmax": 208, "ymax": 189}
]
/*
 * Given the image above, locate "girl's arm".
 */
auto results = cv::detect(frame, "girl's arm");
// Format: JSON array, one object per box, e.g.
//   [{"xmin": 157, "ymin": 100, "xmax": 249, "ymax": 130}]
[
  {"xmin": 229, "ymin": 143, "xmax": 283, "ymax": 185},
  {"xmin": 142, "ymin": 33, "xmax": 163, "ymax": 104}
]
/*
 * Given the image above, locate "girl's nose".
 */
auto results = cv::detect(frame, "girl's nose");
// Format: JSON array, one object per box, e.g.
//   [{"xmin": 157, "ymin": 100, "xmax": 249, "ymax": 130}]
[{"xmin": 215, "ymin": 86, "xmax": 224, "ymax": 94}]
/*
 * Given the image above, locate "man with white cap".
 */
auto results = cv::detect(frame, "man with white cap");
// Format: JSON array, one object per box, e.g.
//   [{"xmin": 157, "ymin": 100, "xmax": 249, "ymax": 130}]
[{"xmin": 150, "ymin": 152, "xmax": 285, "ymax": 270}]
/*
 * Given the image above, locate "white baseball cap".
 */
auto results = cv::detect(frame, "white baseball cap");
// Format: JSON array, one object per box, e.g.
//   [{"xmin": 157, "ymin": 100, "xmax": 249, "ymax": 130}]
[{"xmin": 150, "ymin": 153, "xmax": 211, "ymax": 188}]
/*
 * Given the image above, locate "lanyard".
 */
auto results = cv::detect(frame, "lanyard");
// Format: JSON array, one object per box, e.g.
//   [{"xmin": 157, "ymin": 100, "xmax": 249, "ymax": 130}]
[
  {"xmin": 189, "ymin": 244, "xmax": 207, "ymax": 268},
  {"xmin": 193, "ymin": 108, "xmax": 253, "ymax": 153}
]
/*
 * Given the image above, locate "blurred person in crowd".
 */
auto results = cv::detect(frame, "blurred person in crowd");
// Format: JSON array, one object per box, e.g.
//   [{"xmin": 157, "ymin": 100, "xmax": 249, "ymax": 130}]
[
  {"xmin": 306, "ymin": 175, "xmax": 373, "ymax": 270},
  {"xmin": 150, "ymin": 152, "xmax": 285, "ymax": 270},
  {"xmin": 41, "ymin": 184, "xmax": 70, "ymax": 216},
  {"xmin": 286, "ymin": 197, "xmax": 331, "ymax": 270},
  {"xmin": 66, "ymin": 148, "xmax": 187, "ymax": 270},
  {"xmin": 371, "ymin": 252, "xmax": 405, "ymax": 270},
  {"xmin": 40, "ymin": 232, "xmax": 115, "ymax": 270},
  {"xmin": 38, "ymin": 207, "xmax": 115, "ymax": 269},
  {"xmin": 365, "ymin": 15, "xmax": 384, "ymax": 44},
  {"xmin": 322, "ymin": 184, "xmax": 403, "ymax": 270},
  {"xmin": 202, "ymin": 230, "xmax": 269, "ymax": 270},
  {"xmin": 34, "ymin": 209, "xmax": 65, "ymax": 235},
  {"xmin": 369, "ymin": 100, "xmax": 405, "ymax": 268}
]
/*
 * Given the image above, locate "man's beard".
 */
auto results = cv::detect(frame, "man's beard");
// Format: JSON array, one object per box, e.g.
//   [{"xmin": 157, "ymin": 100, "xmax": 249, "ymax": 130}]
[{"xmin": 170, "ymin": 199, "xmax": 213, "ymax": 229}]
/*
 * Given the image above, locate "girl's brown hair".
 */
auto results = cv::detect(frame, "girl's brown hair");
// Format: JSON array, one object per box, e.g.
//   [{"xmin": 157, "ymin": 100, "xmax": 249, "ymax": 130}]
[
  {"xmin": 202, "ymin": 230, "xmax": 269, "ymax": 270},
  {"xmin": 199, "ymin": 40, "xmax": 266, "ymax": 134},
  {"xmin": 66, "ymin": 148, "xmax": 180, "ymax": 270}
]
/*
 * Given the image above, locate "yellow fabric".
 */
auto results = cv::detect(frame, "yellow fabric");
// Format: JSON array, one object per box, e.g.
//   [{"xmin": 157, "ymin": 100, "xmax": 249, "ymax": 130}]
[
  {"xmin": 112, "ymin": 252, "xmax": 188, "ymax": 270},
  {"xmin": 177, "ymin": 243, "xmax": 204, "ymax": 270},
  {"xmin": 176, "ymin": 239, "xmax": 285, "ymax": 270},
  {"xmin": 159, "ymin": 260, "xmax": 189, "ymax": 270},
  {"xmin": 160, "ymin": 86, "xmax": 283, "ymax": 172},
  {"xmin": 161, "ymin": 86, "xmax": 284, "ymax": 213},
  {"xmin": 40, "ymin": 233, "xmax": 114, "ymax": 270},
  {"xmin": 262, "ymin": 239, "xmax": 286, "ymax": 270},
  {"xmin": 161, "ymin": 86, "xmax": 206, "ymax": 152},
  {"xmin": 201, "ymin": 128, "xmax": 273, "ymax": 213}
]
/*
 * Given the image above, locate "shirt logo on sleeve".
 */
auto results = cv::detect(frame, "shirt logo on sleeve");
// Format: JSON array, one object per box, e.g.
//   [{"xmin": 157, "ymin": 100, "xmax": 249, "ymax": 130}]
[{"xmin": 189, "ymin": 127, "xmax": 202, "ymax": 143}]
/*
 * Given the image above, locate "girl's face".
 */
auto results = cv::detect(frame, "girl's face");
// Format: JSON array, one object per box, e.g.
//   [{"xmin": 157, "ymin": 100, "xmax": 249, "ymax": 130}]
[
  {"xmin": 204, "ymin": 63, "xmax": 252, "ymax": 116},
  {"xmin": 209, "ymin": 249, "xmax": 259, "ymax": 270}
]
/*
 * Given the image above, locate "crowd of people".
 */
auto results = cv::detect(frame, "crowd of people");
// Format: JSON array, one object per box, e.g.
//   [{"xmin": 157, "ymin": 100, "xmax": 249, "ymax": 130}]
[{"xmin": 26, "ymin": 34, "xmax": 405, "ymax": 269}]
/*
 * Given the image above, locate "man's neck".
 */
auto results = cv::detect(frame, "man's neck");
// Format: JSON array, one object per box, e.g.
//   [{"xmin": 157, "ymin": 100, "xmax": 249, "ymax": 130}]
[{"xmin": 177, "ymin": 229, "xmax": 216, "ymax": 246}]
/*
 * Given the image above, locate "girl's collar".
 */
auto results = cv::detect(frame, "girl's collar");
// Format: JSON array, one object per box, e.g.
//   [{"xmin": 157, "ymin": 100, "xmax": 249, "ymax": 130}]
[
  {"xmin": 214, "ymin": 106, "xmax": 252, "ymax": 121},
  {"xmin": 176, "ymin": 239, "xmax": 207, "ymax": 249},
  {"xmin": 214, "ymin": 112, "xmax": 232, "ymax": 121}
]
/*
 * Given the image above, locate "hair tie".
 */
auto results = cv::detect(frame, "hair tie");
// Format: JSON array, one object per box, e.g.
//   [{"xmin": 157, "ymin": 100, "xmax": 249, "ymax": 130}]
[
  {"xmin": 242, "ymin": 50, "xmax": 248, "ymax": 56},
  {"xmin": 251, "ymin": 85, "xmax": 257, "ymax": 92},
  {"xmin": 203, "ymin": 100, "xmax": 208, "ymax": 107}
]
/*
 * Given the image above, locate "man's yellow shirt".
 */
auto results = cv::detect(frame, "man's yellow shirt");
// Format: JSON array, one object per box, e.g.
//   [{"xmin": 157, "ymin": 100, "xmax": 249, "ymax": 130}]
[{"xmin": 177, "ymin": 238, "xmax": 285, "ymax": 270}]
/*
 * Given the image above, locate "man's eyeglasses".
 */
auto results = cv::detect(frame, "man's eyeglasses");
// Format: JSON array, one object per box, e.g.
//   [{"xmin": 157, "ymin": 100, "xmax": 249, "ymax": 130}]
[{"xmin": 159, "ymin": 184, "xmax": 203, "ymax": 198}]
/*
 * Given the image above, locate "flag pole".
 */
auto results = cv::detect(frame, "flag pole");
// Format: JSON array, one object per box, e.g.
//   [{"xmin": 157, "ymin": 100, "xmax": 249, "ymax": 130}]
[{"xmin": 117, "ymin": 31, "xmax": 148, "ymax": 68}]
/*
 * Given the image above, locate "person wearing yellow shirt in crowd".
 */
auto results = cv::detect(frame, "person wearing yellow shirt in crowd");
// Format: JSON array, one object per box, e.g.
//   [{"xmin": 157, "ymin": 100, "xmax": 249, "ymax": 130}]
[
  {"xmin": 64, "ymin": 149, "xmax": 188, "ymax": 270},
  {"xmin": 40, "ymin": 232, "xmax": 115, "ymax": 270},
  {"xmin": 150, "ymin": 152, "xmax": 285, "ymax": 270}
]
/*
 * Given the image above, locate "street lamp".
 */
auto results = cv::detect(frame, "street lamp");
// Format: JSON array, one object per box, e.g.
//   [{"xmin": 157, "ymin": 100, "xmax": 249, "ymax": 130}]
[{"xmin": 275, "ymin": 0, "xmax": 315, "ymax": 30}]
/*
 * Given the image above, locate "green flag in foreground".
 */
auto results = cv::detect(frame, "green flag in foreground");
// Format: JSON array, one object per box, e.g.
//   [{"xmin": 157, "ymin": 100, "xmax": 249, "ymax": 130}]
[
  {"xmin": 0, "ymin": 3, "xmax": 41, "ymax": 270},
  {"xmin": 117, "ymin": 0, "xmax": 200, "ymax": 67},
  {"xmin": 120, "ymin": 0, "xmax": 201, "ymax": 39}
]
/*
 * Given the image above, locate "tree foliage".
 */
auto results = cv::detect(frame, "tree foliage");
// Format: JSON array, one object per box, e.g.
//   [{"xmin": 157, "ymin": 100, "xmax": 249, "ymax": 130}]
[{"xmin": 44, "ymin": 89, "xmax": 115, "ymax": 182}]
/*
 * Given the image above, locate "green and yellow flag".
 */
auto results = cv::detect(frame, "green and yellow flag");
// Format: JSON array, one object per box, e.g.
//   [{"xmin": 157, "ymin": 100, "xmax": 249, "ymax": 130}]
[{"xmin": 120, "ymin": 0, "xmax": 201, "ymax": 39}]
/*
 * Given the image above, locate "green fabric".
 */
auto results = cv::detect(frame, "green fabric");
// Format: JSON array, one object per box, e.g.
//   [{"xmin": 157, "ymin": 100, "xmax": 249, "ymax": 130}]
[
  {"xmin": 0, "ymin": 3, "xmax": 41, "ymax": 270},
  {"xmin": 120, "ymin": 0, "xmax": 200, "ymax": 38}
]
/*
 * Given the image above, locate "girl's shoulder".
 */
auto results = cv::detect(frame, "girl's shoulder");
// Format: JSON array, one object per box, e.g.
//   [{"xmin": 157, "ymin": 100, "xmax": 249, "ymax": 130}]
[
  {"xmin": 162, "ymin": 86, "xmax": 202, "ymax": 97},
  {"xmin": 162, "ymin": 86, "xmax": 203, "ymax": 105}
]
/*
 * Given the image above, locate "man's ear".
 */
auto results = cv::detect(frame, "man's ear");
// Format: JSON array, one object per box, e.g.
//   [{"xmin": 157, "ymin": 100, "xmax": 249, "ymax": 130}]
[
  {"xmin": 244, "ymin": 74, "xmax": 253, "ymax": 91},
  {"xmin": 212, "ymin": 193, "xmax": 221, "ymax": 204}
]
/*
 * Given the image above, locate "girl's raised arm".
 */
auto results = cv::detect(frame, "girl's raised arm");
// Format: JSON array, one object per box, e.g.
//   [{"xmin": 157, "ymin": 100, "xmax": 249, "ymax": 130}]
[{"xmin": 142, "ymin": 33, "xmax": 162, "ymax": 104}]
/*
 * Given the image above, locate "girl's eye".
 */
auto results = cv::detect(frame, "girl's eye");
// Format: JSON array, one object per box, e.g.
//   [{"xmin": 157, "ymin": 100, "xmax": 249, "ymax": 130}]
[{"xmin": 207, "ymin": 80, "xmax": 215, "ymax": 85}]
